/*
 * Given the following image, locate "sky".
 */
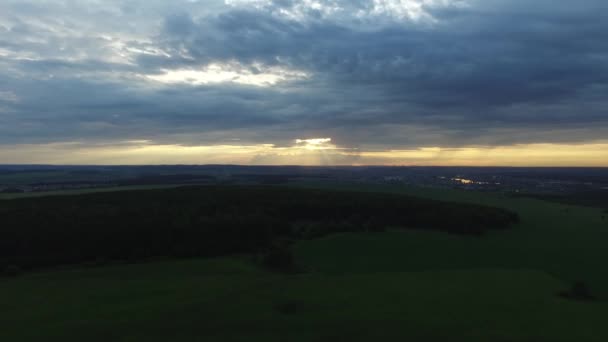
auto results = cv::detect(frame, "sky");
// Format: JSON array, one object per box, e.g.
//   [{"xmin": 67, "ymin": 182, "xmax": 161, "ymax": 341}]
[{"xmin": 1, "ymin": 0, "xmax": 607, "ymax": 166}]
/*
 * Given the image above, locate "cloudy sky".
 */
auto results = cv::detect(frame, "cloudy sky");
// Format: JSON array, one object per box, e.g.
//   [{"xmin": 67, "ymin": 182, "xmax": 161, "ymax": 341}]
[{"xmin": 1, "ymin": 0, "xmax": 608, "ymax": 165}]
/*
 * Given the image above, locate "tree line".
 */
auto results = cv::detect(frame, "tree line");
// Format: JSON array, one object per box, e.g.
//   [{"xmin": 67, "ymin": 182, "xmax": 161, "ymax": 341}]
[{"xmin": 0, "ymin": 186, "xmax": 519, "ymax": 272}]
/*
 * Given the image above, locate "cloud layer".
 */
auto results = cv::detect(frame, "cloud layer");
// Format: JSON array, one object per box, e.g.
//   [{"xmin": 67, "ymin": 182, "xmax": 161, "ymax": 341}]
[{"xmin": 1, "ymin": 0, "xmax": 607, "ymax": 164}]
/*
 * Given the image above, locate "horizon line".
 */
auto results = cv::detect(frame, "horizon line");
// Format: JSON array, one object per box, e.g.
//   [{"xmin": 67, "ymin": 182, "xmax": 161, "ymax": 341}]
[{"xmin": 2, "ymin": 164, "xmax": 608, "ymax": 169}]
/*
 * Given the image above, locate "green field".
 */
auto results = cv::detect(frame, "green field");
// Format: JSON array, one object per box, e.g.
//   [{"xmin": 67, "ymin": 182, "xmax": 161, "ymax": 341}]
[
  {"xmin": 1, "ymin": 184, "xmax": 607, "ymax": 341},
  {"xmin": 294, "ymin": 184, "xmax": 608, "ymax": 295},
  {"xmin": 0, "ymin": 184, "xmax": 188, "ymax": 200},
  {"xmin": 0, "ymin": 171, "xmax": 75, "ymax": 185}
]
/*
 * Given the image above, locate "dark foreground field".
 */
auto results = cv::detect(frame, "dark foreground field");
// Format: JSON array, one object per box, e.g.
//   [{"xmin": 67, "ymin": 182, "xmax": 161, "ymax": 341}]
[{"xmin": 1, "ymin": 184, "xmax": 607, "ymax": 341}]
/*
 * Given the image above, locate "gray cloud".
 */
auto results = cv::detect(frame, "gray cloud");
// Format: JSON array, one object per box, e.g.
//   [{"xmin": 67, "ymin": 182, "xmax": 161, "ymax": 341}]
[{"xmin": 1, "ymin": 0, "xmax": 607, "ymax": 153}]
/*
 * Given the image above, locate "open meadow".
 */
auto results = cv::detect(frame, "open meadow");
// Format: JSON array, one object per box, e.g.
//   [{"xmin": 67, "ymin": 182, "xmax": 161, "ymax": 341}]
[{"xmin": 1, "ymin": 184, "xmax": 607, "ymax": 341}]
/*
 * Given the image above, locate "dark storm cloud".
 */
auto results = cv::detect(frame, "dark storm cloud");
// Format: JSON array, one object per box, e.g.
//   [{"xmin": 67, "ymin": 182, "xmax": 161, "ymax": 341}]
[
  {"xmin": 158, "ymin": 4, "xmax": 608, "ymax": 107},
  {"xmin": 151, "ymin": 1, "xmax": 608, "ymax": 144},
  {"xmin": 0, "ymin": 75, "xmax": 293, "ymax": 145},
  {"xmin": 1, "ymin": 0, "xmax": 607, "ymax": 149}
]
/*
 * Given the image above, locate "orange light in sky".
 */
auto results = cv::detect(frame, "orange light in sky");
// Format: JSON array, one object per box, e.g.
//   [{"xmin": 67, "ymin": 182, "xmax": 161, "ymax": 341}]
[{"xmin": 1, "ymin": 140, "xmax": 608, "ymax": 166}]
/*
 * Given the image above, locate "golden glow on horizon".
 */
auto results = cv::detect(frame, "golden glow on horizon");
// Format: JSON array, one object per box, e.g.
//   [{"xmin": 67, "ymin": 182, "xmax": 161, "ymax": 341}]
[
  {"xmin": 1, "ymin": 141, "xmax": 608, "ymax": 166},
  {"xmin": 357, "ymin": 143, "xmax": 608, "ymax": 166}
]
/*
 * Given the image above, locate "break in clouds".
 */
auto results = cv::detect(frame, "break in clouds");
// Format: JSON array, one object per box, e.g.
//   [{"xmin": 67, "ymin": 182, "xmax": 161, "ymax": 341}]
[{"xmin": 1, "ymin": 0, "xmax": 608, "ymax": 163}]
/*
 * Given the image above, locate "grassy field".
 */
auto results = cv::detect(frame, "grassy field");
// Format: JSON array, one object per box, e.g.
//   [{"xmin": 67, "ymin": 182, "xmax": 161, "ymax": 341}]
[
  {"xmin": 294, "ymin": 184, "xmax": 608, "ymax": 296},
  {"xmin": 1, "ymin": 184, "xmax": 607, "ymax": 341},
  {"xmin": 1, "ymin": 258, "xmax": 606, "ymax": 341},
  {"xmin": 0, "ymin": 259, "xmax": 608, "ymax": 341},
  {"xmin": 0, "ymin": 184, "xmax": 188, "ymax": 200},
  {"xmin": 0, "ymin": 171, "xmax": 75, "ymax": 185}
]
